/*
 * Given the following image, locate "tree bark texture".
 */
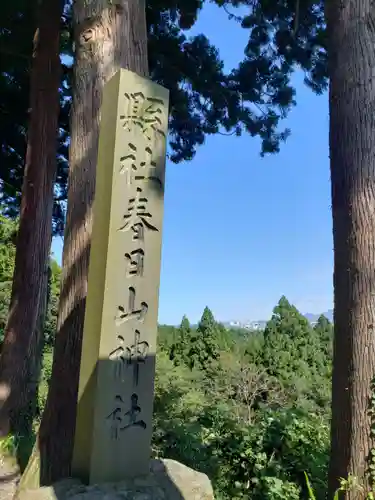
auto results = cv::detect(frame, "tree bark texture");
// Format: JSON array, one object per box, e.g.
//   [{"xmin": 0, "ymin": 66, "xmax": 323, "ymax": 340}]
[
  {"xmin": 35, "ymin": 0, "xmax": 149, "ymax": 485},
  {"xmin": 0, "ymin": 0, "xmax": 62, "ymax": 438},
  {"xmin": 29, "ymin": 262, "xmax": 50, "ymax": 422},
  {"xmin": 327, "ymin": 1, "xmax": 375, "ymax": 498},
  {"xmin": 16, "ymin": 260, "xmax": 50, "ymax": 471}
]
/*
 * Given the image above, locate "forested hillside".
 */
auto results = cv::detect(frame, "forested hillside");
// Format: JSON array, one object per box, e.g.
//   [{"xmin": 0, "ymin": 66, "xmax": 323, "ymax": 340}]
[{"xmin": 0, "ymin": 216, "xmax": 333, "ymax": 499}]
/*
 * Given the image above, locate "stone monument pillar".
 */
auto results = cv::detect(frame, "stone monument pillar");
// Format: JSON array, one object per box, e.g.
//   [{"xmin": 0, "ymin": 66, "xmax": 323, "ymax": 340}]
[{"xmin": 71, "ymin": 69, "xmax": 169, "ymax": 484}]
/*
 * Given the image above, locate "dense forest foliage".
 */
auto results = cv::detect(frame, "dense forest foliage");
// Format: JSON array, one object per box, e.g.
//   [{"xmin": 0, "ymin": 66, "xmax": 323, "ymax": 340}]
[
  {"xmin": 0, "ymin": 216, "xmax": 333, "ymax": 499},
  {"xmin": 156, "ymin": 301, "xmax": 332, "ymax": 499}
]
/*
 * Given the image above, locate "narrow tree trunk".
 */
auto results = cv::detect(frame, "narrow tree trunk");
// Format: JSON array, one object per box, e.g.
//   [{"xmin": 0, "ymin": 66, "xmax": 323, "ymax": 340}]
[
  {"xmin": 327, "ymin": 1, "xmax": 375, "ymax": 498},
  {"xmin": 16, "ymin": 260, "xmax": 50, "ymax": 471},
  {"xmin": 22, "ymin": 0, "xmax": 149, "ymax": 486},
  {"xmin": 0, "ymin": 0, "xmax": 62, "ymax": 438}
]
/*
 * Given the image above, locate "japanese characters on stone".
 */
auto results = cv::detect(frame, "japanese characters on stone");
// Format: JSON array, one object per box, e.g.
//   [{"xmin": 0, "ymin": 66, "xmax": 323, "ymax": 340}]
[
  {"xmin": 72, "ymin": 71, "xmax": 169, "ymax": 483},
  {"xmin": 108, "ymin": 89, "xmax": 166, "ymax": 440}
]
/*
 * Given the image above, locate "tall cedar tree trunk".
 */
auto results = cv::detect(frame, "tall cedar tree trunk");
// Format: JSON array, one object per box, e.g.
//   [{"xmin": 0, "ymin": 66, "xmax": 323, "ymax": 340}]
[
  {"xmin": 15, "ymin": 260, "xmax": 50, "ymax": 471},
  {"xmin": 0, "ymin": 0, "xmax": 62, "ymax": 438},
  {"xmin": 327, "ymin": 1, "xmax": 375, "ymax": 498},
  {"xmin": 22, "ymin": 0, "xmax": 149, "ymax": 486}
]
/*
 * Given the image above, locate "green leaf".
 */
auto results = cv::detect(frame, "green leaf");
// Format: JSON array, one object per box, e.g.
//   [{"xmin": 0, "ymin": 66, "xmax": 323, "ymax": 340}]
[{"xmin": 304, "ymin": 472, "xmax": 317, "ymax": 500}]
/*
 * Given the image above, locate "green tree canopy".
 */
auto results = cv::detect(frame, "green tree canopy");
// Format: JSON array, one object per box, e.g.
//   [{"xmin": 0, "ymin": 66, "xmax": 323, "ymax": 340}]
[
  {"xmin": 189, "ymin": 306, "xmax": 220, "ymax": 370},
  {"xmin": 170, "ymin": 308, "xmax": 221, "ymax": 370},
  {"xmin": 170, "ymin": 315, "xmax": 192, "ymax": 366},
  {"xmin": 313, "ymin": 313, "xmax": 333, "ymax": 358},
  {"xmin": 263, "ymin": 296, "xmax": 330, "ymax": 409},
  {"xmin": 1, "ymin": 0, "xmax": 328, "ymax": 232}
]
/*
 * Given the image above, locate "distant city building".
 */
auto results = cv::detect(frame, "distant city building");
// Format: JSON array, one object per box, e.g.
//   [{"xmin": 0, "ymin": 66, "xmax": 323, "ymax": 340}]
[
  {"xmin": 227, "ymin": 320, "xmax": 266, "ymax": 331},
  {"xmin": 224, "ymin": 313, "xmax": 332, "ymax": 332}
]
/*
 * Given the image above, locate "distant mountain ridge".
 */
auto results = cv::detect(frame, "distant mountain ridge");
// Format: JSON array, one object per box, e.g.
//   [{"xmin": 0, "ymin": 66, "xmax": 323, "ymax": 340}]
[{"xmin": 304, "ymin": 309, "xmax": 333, "ymax": 323}]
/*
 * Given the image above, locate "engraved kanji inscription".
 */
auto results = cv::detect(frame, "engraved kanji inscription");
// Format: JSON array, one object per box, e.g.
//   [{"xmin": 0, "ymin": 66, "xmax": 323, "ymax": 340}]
[
  {"xmin": 120, "ymin": 143, "xmax": 163, "ymax": 188},
  {"xmin": 115, "ymin": 287, "xmax": 148, "ymax": 327},
  {"xmin": 118, "ymin": 187, "xmax": 158, "ymax": 236},
  {"xmin": 119, "ymin": 92, "xmax": 166, "ymax": 141},
  {"xmin": 109, "ymin": 335, "xmax": 126, "ymax": 380},
  {"xmin": 109, "ymin": 330, "xmax": 149, "ymax": 385},
  {"xmin": 106, "ymin": 395, "xmax": 124, "ymax": 440},
  {"xmin": 121, "ymin": 393, "xmax": 147, "ymax": 431},
  {"xmin": 131, "ymin": 223, "xmax": 144, "ymax": 242},
  {"xmin": 127, "ymin": 329, "xmax": 149, "ymax": 386},
  {"xmin": 106, "ymin": 393, "xmax": 147, "ymax": 440},
  {"xmin": 125, "ymin": 248, "xmax": 145, "ymax": 277}
]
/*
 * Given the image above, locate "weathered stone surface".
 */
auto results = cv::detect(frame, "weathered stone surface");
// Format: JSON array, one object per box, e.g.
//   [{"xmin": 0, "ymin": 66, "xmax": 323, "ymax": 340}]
[
  {"xmin": 16, "ymin": 459, "xmax": 214, "ymax": 500},
  {"xmin": 73, "ymin": 68, "xmax": 170, "ymax": 484},
  {"xmin": 0, "ymin": 457, "xmax": 20, "ymax": 500}
]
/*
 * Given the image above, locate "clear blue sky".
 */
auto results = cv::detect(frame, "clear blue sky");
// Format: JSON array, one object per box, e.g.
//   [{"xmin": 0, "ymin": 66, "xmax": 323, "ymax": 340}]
[{"xmin": 52, "ymin": 3, "xmax": 332, "ymax": 325}]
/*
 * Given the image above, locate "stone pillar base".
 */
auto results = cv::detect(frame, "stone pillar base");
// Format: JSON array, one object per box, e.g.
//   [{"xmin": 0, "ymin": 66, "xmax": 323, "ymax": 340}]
[{"xmin": 16, "ymin": 459, "xmax": 215, "ymax": 500}]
